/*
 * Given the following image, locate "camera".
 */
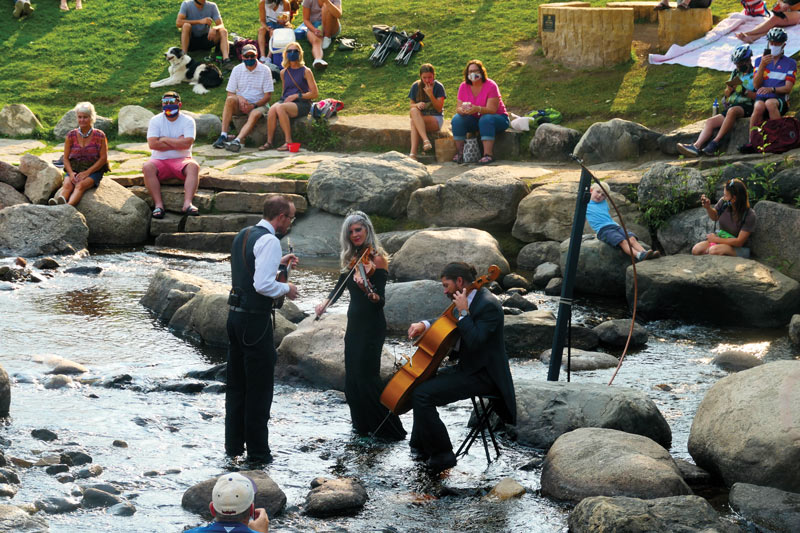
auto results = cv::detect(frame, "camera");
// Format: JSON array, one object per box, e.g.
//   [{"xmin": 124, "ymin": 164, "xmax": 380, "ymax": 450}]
[{"xmin": 228, "ymin": 289, "xmax": 241, "ymax": 307}]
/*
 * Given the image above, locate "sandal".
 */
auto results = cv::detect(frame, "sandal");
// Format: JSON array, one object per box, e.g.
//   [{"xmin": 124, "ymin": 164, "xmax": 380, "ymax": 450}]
[
  {"xmin": 181, "ymin": 205, "xmax": 199, "ymax": 216},
  {"xmin": 478, "ymin": 155, "xmax": 494, "ymax": 165},
  {"xmin": 408, "ymin": 153, "xmax": 418, "ymax": 161},
  {"xmin": 452, "ymin": 152, "xmax": 463, "ymax": 164},
  {"xmin": 152, "ymin": 207, "xmax": 165, "ymax": 219},
  {"xmin": 276, "ymin": 143, "xmax": 290, "ymax": 152},
  {"xmin": 653, "ymin": 3, "xmax": 671, "ymax": 9},
  {"xmin": 422, "ymin": 140, "xmax": 432, "ymax": 152},
  {"xmin": 259, "ymin": 141, "xmax": 273, "ymax": 150}
]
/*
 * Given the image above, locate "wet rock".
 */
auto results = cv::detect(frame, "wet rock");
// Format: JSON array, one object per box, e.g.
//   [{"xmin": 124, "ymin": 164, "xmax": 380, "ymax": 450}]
[
  {"xmin": 140, "ymin": 269, "xmax": 227, "ymax": 323},
  {"xmin": 629, "ymin": 256, "xmax": 800, "ymax": 328},
  {"xmin": 185, "ymin": 364, "xmax": 226, "ymax": 382},
  {"xmin": 154, "ymin": 380, "xmax": 206, "ymax": 394},
  {"xmin": 503, "ymin": 307, "xmax": 522, "ymax": 315},
  {"xmin": 48, "ymin": 358, "xmax": 88, "ymax": 375},
  {"xmin": 72, "ymin": 178, "xmax": 150, "ymax": 245},
  {"xmin": 487, "ymin": 281, "xmax": 503, "ymax": 294},
  {"xmin": 568, "ymin": 495, "xmax": 732, "ymax": 533},
  {"xmin": 99, "ymin": 374, "xmax": 133, "ymax": 389},
  {"xmin": 389, "ymin": 228, "xmax": 510, "ymax": 282},
  {"xmin": 61, "ymin": 451, "xmax": 92, "ymax": 466},
  {"xmin": 541, "ymin": 428, "xmax": 690, "ymax": 503},
  {"xmin": 750, "ymin": 200, "xmax": 800, "ymax": 283},
  {"xmin": 277, "ymin": 300, "xmax": 306, "ymax": 324},
  {"xmin": 107, "ymin": 501, "xmax": 136, "ymax": 516},
  {"xmin": 539, "ymin": 348, "xmax": 619, "ymax": 371},
  {"xmin": 0, "ymin": 104, "xmax": 43, "ymax": 136},
  {"xmin": 169, "ymin": 290, "xmax": 245, "ymax": 348},
  {"xmin": 729, "ymin": 482, "xmax": 800, "ymax": 533},
  {"xmin": 9, "ymin": 457, "xmax": 32, "ymax": 468},
  {"xmin": 531, "ymin": 123, "xmax": 581, "ymax": 161},
  {"xmin": 517, "ymin": 241, "xmax": 561, "ymax": 271},
  {"xmin": 484, "ymin": 478, "xmax": 525, "ymax": 501},
  {"xmin": 35, "ymin": 496, "xmax": 81, "ymax": 514},
  {"xmin": 182, "ymin": 470, "xmax": 286, "ymax": 520},
  {"xmin": 0, "ymin": 204, "xmax": 89, "ymax": 257},
  {"xmin": 203, "ymin": 383, "xmax": 225, "ymax": 393},
  {"xmin": 593, "ymin": 319, "xmax": 648, "ymax": 349},
  {"xmin": 307, "ymin": 152, "xmax": 432, "ymax": 218},
  {"xmin": 544, "ymin": 277, "xmax": 562, "ymax": 295},
  {"xmin": 75, "ymin": 465, "xmax": 103, "ymax": 479},
  {"xmin": 44, "ymin": 465, "xmax": 69, "ymax": 475},
  {"xmin": 510, "ymin": 380, "xmax": 671, "ymax": 450},
  {"xmin": 384, "ymin": 279, "xmax": 450, "ymax": 333},
  {"xmin": 0, "ymin": 365, "xmax": 9, "ymax": 417},
  {"xmin": 0, "ymin": 182, "xmax": 28, "ymax": 210},
  {"xmin": 53, "ymin": 109, "xmax": 114, "ymax": 140},
  {"xmin": 0, "ymin": 469, "xmax": 19, "ymax": 485},
  {"xmin": 503, "ymin": 310, "xmax": 598, "ymax": 358},
  {"xmin": 689, "ymin": 361, "xmax": 800, "ymax": 492},
  {"xmin": 0, "ymin": 282, "xmax": 14, "ymax": 291},
  {"xmin": 532, "ymin": 262, "xmax": 560, "ymax": 288},
  {"xmin": 34, "ymin": 455, "xmax": 61, "ymax": 467},
  {"xmin": 790, "ymin": 314, "xmax": 800, "ymax": 346},
  {"xmin": 502, "ymin": 273, "xmax": 529, "ymax": 290},
  {"xmin": 711, "ymin": 350, "xmax": 763, "ymax": 371},
  {"xmin": 81, "ymin": 483, "xmax": 120, "ymax": 495},
  {"xmin": 56, "ymin": 473, "xmax": 74, "ymax": 484},
  {"xmin": 674, "ymin": 458, "xmax": 713, "ymax": 487},
  {"xmin": 0, "ymin": 160, "xmax": 26, "ymax": 190},
  {"xmin": 117, "ymin": 105, "xmax": 154, "ymax": 137},
  {"xmin": 112, "ymin": 440, "xmax": 128, "ymax": 448},
  {"xmin": 81, "ymin": 488, "xmax": 123, "ymax": 508},
  {"xmin": 64, "ymin": 266, "xmax": 102, "ymax": 275},
  {"xmin": 573, "ymin": 118, "xmax": 661, "ymax": 165},
  {"xmin": 0, "ymin": 484, "xmax": 17, "ymax": 497},
  {"xmin": 506, "ymin": 287, "xmax": 527, "ymax": 296},
  {"xmin": 637, "ymin": 162, "xmax": 705, "ymax": 207},
  {"xmin": 304, "ymin": 477, "xmax": 368, "ymax": 518},
  {"xmin": 33, "ymin": 257, "xmax": 59, "ymax": 270},
  {"xmin": 44, "ymin": 375, "xmax": 74, "ymax": 389},
  {"xmin": 0, "ymin": 504, "xmax": 49, "ymax": 532},
  {"xmin": 502, "ymin": 293, "xmax": 537, "ymax": 312}
]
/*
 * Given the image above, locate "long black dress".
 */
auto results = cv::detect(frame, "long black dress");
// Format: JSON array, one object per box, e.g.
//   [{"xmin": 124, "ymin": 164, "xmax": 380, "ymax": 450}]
[{"xmin": 327, "ymin": 265, "xmax": 406, "ymax": 440}]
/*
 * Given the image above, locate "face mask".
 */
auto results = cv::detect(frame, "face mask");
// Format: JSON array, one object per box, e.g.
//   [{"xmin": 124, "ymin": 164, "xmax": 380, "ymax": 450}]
[
  {"xmin": 243, "ymin": 58, "xmax": 257, "ymax": 67},
  {"xmin": 772, "ymin": 44, "xmax": 785, "ymax": 56},
  {"xmin": 162, "ymin": 104, "xmax": 180, "ymax": 117},
  {"xmin": 286, "ymin": 49, "xmax": 300, "ymax": 62},
  {"xmin": 468, "ymin": 72, "xmax": 481, "ymax": 82}
]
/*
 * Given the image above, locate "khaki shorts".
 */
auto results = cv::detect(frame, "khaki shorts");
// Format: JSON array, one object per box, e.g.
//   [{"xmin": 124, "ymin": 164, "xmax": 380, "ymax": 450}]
[{"xmin": 237, "ymin": 103, "xmax": 270, "ymax": 117}]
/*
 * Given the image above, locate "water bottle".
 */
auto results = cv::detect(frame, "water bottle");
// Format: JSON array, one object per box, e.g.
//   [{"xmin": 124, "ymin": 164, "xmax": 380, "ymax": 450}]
[{"xmin": 712, "ymin": 98, "xmax": 719, "ymax": 116}]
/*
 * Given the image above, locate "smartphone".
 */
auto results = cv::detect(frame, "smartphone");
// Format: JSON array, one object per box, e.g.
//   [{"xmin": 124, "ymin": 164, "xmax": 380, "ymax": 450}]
[
  {"xmin": 726, "ymin": 77, "xmax": 742, "ymax": 88},
  {"xmin": 764, "ymin": 47, "xmax": 772, "ymax": 55}
]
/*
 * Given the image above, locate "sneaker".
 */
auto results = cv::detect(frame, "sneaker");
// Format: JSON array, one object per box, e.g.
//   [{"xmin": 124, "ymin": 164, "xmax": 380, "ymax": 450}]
[
  {"xmin": 739, "ymin": 144, "xmax": 757, "ymax": 154},
  {"xmin": 13, "ymin": 0, "xmax": 23, "ymax": 17},
  {"xmin": 676, "ymin": 143, "xmax": 700, "ymax": 157},
  {"xmin": 57, "ymin": 195, "xmax": 67, "ymax": 205},
  {"xmin": 212, "ymin": 134, "xmax": 229, "ymax": 149},
  {"xmin": 23, "ymin": 0, "xmax": 34, "ymax": 15},
  {"xmin": 322, "ymin": 36, "xmax": 332, "ymax": 50},
  {"xmin": 221, "ymin": 58, "xmax": 234, "ymax": 71},
  {"xmin": 636, "ymin": 250, "xmax": 653, "ymax": 262},
  {"xmin": 225, "ymin": 138, "xmax": 242, "ymax": 153},
  {"xmin": 48, "ymin": 197, "xmax": 58, "ymax": 206},
  {"xmin": 313, "ymin": 58, "xmax": 328, "ymax": 71},
  {"xmin": 650, "ymin": 250, "xmax": 662, "ymax": 259},
  {"xmin": 259, "ymin": 56, "xmax": 269, "ymax": 64},
  {"xmin": 701, "ymin": 140, "xmax": 719, "ymax": 156}
]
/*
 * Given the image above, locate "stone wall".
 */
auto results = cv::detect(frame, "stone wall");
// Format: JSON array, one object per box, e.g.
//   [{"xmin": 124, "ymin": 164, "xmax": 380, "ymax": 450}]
[{"xmin": 657, "ymin": 8, "xmax": 712, "ymax": 52}]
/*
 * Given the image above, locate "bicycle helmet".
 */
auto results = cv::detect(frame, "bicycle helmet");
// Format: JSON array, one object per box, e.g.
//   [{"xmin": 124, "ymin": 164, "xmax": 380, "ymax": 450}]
[
  {"xmin": 766, "ymin": 27, "xmax": 788, "ymax": 44},
  {"xmin": 731, "ymin": 44, "xmax": 752, "ymax": 63}
]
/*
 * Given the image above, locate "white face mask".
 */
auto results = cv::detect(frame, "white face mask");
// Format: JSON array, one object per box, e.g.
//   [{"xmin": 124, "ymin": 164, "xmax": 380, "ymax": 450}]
[
  {"xmin": 772, "ymin": 44, "xmax": 785, "ymax": 56},
  {"xmin": 468, "ymin": 72, "xmax": 481, "ymax": 82}
]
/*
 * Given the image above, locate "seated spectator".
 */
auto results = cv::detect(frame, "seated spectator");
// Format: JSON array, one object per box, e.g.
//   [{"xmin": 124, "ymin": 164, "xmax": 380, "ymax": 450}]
[
  {"xmin": 739, "ymin": 27, "xmax": 796, "ymax": 153},
  {"xmin": 142, "ymin": 92, "xmax": 200, "ymax": 219},
  {"xmin": 258, "ymin": 0, "xmax": 292, "ymax": 65},
  {"xmin": 50, "ymin": 102, "xmax": 108, "ymax": 207},
  {"xmin": 678, "ymin": 45, "xmax": 756, "ymax": 157},
  {"xmin": 740, "ymin": 0, "xmax": 768, "ymax": 17},
  {"xmin": 12, "ymin": 0, "xmax": 33, "ymax": 18},
  {"xmin": 213, "ymin": 44, "xmax": 274, "ymax": 153},
  {"xmin": 302, "ymin": 0, "xmax": 342, "ymax": 70},
  {"xmin": 184, "ymin": 473, "xmax": 269, "ymax": 533},
  {"xmin": 692, "ymin": 179, "xmax": 756, "ymax": 257},
  {"xmin": 260, "ymin": 42, "xmax": 318, "ymax": 151},
  {"xmin": 59, "ymin": 0, "xmax": 81, "ymax": 10},
  {"xmin": 737, "ymin": 1, "xmax": 800, "ymax": 42},
  {"xmin": 587, "ymin": 183, "xmax": 660, "ymax": 262},
  {"xmin": 451, "ymin": 59, "xmax": 509, "ymax": 165},
  {"xmin": 408, "ymin": 63, "xmax": 446, "ymax": 160},
  {"xmin": 654, "ymin": 0, "xmax": 711, "ymax": 10},
  {"xmin": 177, "ymin": 0, "xmax": 232, "ymax": 70}
]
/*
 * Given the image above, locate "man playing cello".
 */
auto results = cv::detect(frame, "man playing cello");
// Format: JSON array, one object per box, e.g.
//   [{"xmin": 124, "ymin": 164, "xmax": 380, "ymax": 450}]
[{"xmin": 406, "ymin": 262, "xmax": 516, "ymax": 472}]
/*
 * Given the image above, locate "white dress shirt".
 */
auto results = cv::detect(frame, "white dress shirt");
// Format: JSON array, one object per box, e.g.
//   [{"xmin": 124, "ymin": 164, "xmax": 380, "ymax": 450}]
[
  {"xmin": 422, "ymin": 288, "xmax": 476, "ymax": 330},
  {"xmin": 252, "ymin": 219, "xmax": 289, "ymax": 298}
]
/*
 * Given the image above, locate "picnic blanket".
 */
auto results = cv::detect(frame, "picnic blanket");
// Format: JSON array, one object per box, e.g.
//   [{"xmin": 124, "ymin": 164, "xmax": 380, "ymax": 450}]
[{"xmin": 649, "ymin": 12, "xmax": 800, "ymax": 71}]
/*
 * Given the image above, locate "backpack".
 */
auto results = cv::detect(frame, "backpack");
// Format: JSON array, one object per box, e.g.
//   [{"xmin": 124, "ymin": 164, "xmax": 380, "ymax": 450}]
[
  {"xmin": 757, "ymin": 117, "xmax": 800, "ymax": 153},
  {"xmin": 311, "ymin": 98, "xmax": 344, "ymax": 119},
  {"xmin": 233, "ymin": 39, "xmax": 261, "ymax": 61},
  {"xmin": 528, "ymin": 108, "xmax": 562, "ymax": 126}
]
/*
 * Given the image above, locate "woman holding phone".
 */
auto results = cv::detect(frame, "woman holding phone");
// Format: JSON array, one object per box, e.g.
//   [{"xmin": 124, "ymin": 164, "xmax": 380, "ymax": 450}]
[
  {"xmin": 407, "ymin": 64, "xmax": 446, "ymax": 160},
  {"xmin": 692, "ymin": 179, "xmax": 757, "ymax": 257}
]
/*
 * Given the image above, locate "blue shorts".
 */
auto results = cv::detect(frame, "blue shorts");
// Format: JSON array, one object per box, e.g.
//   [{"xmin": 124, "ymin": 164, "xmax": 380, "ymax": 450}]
[
  {"xmin": 311, "ymin": 19, "xmax": 341, "ymax": 37},
  {"xmin": 597, "ymin": 225, "xmax": 637, "ymax": 247},
  {"xmin": 66, "ymin": 171, "xmax": 104, "ymax": 186}
]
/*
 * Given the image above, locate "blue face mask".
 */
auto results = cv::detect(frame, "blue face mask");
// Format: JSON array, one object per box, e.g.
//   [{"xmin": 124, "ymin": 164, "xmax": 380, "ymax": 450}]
[
  {"xmin": 286, "ymin": 49, "xmax": 300, "ymax": 62},
  {"xmin": 243, "ymin": 58, "xmax": 257, "ymax": 67},
  {"xmin": 162, "ymin": 104, "xmax": 180, "ymax": 117}
]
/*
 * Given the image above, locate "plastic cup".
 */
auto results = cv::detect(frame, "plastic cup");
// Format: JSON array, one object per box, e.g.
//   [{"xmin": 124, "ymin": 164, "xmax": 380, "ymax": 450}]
[{"xmin": 287, "ymin": 142, "xmax": 301, "ymax": 153}]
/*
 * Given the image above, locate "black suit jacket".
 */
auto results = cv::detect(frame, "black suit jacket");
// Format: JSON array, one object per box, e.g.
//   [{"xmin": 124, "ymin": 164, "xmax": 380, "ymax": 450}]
[{"xmin": 438, "ymin": 287, "xmax": 517, "ymax": 425}]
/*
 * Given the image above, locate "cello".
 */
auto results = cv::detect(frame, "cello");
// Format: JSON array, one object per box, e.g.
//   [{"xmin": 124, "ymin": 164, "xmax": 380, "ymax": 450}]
[{"xmin": 379, "ymin": 264, "xmax": 501, "ymax": 415}]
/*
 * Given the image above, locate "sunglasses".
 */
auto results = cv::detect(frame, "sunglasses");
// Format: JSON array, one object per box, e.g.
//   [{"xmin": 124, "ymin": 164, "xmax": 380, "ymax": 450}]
[
  {"xmin": 162, "ymin": 98, "xmax": 179, "ymax": 104},
  {"xmin": 243, "ymin": 54, "xmax": 257, "ymax": 59}
]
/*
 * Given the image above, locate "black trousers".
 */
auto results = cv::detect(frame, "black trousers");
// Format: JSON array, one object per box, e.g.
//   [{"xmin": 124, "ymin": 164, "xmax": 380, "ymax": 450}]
[
  {"xmin": 410, "ymin": 366, "xmax": 497, "ymax": 456},
  {"xmin": 225, "ymin": 310, "xmax": 275, "ymax": 461}
]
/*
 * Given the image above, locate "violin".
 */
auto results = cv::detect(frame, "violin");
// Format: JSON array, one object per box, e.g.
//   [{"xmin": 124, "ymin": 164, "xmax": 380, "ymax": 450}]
[
  {"xmin": 273, "ymin": 240, "xmax": 293, "ymax": 309},
  {"xmin": 379, "ymin": 265, "xmax": 501, "ymax": 415},
  {"xmin": 314, "ymin": 246, "xmax": 378, "ymax": 320}
]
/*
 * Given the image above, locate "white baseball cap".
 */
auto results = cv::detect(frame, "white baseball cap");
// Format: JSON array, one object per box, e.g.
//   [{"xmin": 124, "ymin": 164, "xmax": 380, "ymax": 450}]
[{"xmin": 212, "ymin": 473, "xmax": 256, "ymax": 515}]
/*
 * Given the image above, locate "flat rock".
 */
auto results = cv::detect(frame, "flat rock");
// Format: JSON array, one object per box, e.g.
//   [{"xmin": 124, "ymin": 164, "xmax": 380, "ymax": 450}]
[
  {"xmin": 182, "ymin": 470, "xmax": 286, "ymax": 520},
  {"xmin": 35, "ymin": 496, "xmax": 81, "ymax": 514},
  {"xmin": 154, "ymin": 232, "xmax": 236, "ymax": 253},
  {"xmin": 711, "ymin": 350, "xmax": 763, "ymax": 371},
  {"xmin": 184, "ymin": 214, "xmax": 261, "ymax": 233},
  {"xmin": 593, "ymin": 319, "xmax": 648, "ymax": 349},
  {"xmin": 0, "ymin": 204, "xmax": 88, "ymax": 257},
  {"xmin": 0, "ymin": 504, "xmax": 49, "ymax": 532},
  {"xmin": 503, "ymin": 310, "xmax": 599, "ymax": 358},
  {"xmin": 484, "ymin": 478, "xmax": 525, "ymax": 501},
  {"xmin": 539, "ymin": 348, "xmax": 619, "ymax": 371},
  {"xmin": 729, "ymin": 482, "xmax": 800, "ymax": 533},
  {"xmin": 304, "ymin": 477, "xmax": 368, "ymax": 518},
  {"xmin": 213, "ymin": 191, "xmax": 307, "ymax": 214}
]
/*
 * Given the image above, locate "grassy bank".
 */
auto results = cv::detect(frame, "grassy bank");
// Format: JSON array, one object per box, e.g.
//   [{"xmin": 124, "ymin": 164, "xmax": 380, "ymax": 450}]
[{"xmin": 1, "ymin": 0, "xmax": 751, "ymax": 136}]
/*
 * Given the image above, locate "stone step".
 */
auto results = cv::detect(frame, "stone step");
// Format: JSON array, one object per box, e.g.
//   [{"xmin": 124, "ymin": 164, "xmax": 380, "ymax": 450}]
[
  {"xmin": 149, "ymin": 213, "xmax": 263, "ymax": 236},
  {"xmin": 130, "ymin": 186, "xmax": 215, "ymax": 213},
  {"xmin": 154, "ymin": 232, "xmax": 237, "ymax": 253},
  {"xmin": 110, "ymin": 171, "xmax": 307, "ymax": 195},
  {"xmin": 129, "ymin": 186, "xmax": 307, "ymax": 214}
]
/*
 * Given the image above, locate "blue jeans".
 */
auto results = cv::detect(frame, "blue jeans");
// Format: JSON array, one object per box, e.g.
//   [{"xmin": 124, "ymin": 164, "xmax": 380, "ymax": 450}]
[{"xmin": 451, "ymin": 113, "xmax": 510, "ymax": 141}]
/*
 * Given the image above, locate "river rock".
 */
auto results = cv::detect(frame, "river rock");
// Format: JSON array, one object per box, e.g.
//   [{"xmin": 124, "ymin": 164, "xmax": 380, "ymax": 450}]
[
  {"xmin": 573, "ymin": 119, "xmax": 661, "ymax": 164},
  {"xmin": 750, "ymin": 201, "xmax": 800, "ymax": 282},
  {"xmin": 790, "ymin": 314, "xmax": 800, "ymax": 346},
  {"xmin": 81, "ymin": 488, "xmax": 122, "ymax": 508},
  {"xmin": 568, "ymin": 495, "xmax": 734, "ymax": 533},
  {"xmin": 539, "ymin": 348, "xmax": 619, "ymax": 371},
  {"xmin": 545, "ymin": 277, "xmax": 562, "ymax": 295},
  {"xmin": 44, "ymin": 465, "xmax": 68, "ymax": 475},
  {"xmin": 140, "ymin": 269, "xmax": 228, "ymax": 322},
  {"xmin": 35, "ymin": 496, "xmax": 81, "ymax": 514},
  {"xmin": 61, "ymin": 450, "xmax": 92, "ymax": 466},
  {"xmin": 504, "ymin": 310, "xmax": 598, "ymax": 357},
  {"xmin": 33, "ymin": 257, "xmax": 59, "ymax": 270},
  {"xmin": 0, "ymin": 504, "xmax": 49, "ymax": 532},
  {"xmin": 281, "ymin": 207, "xmax": 343, "ymax": 257},
  {"xmin": 517, "ymin": 241, "xmax": 561, "ymax": 270},
  {"xmin": 532, "ymin": 262, "xmax": 560, "ymax": 288},
  {"xmin": 530, "ymin": 123, "xmax": 581, "ymax": 161},
  {"xmin": 559, "ymin": 237, "xmax": 635, "ymax": 297},
  {"xmin": 19, "ymin": 155, "xmax": 62, "ymax": 205},
  {"xmin": 117, "ymin": 105, "xmax": 154, "ymax": 137},
  {"xmin": 388, "ymin": 228, "xmax": 509, "ymax": 281},
  {"xmin": 53, "ymin": 110, "xmax": 114, "ymax": 140},
  {"xmin": 167, "ymin": 290, "xmax": 229, "ymax": 348},
  {"xmin": 484, "ymin": 477, "xmax": 525, "ymax": 501},
  {"xmin": 628, "ymin": 255, "xmax": 800, "ymax": 328},
  {"xmin": 541, "ymin": 428, "xmax": 689, "ymax": 503},
  {"xmin": 593, "ymin": 319, "xmax": 648, "ymax": 349},
  {"xmin": 182, "ymin": 111, "xmax": 221, "ymax": 140},
  {"xmin": 384, "ymin": 279, "xmax": 450, "ymax": 333},
  {"xmin": 711, "ymin": 350, "xmax": 763, "ymax": 371},
  {"xmin": 0, "ymin": 204, "xmax": 89, "ymax": 257},
  {"xmin": 0, "ymin": 484, "xmax": 17, "ymax": 497},
  {"xmin": 0, "ymin": 365, "xmax": 8, "ymax": 417},
  {"xmin": 510, "ymin": 380, "xmax": 671, "ymax": 450},
  {"xmin": 46, "ymin": 356, "xmax": 88, "ymax": 375},
  {"xmin": 0, "ymin": 104, "xmax": 43, "ymax": 136},
  {"xmin": 406, "ymin": 168, "xmax": 530, "ymax": 231},
  {"xmin": 0, "ymin": 183, "xmax": 28, "ymax": 210},
  {"xmin": 182, "ymin": 470, "xmax": 286, "ymax": 519},
  {"xmin": 512, "ymin": 182, "xmax": 648, "ymax": 244},
  {"xmin": 378, "ymin": 227, "xmax": 456, "ymax": 255},
  {"xmin": 277, "ymin": 300, "xmax": 305, "ymax": 324},
  {"xmin": 307, "ymin": 152, "xmax": 431, "ymax": 217},
  {"xmin": 501, "ymin": 273, "xmax": 529, "ymax": 291},
  {"xmin": 637, "ymin": 162, "xmax": 706, "ymax": 207},
  {"xmin": 75, "ymin": 465, "xmax": 103, "ymax": 479},
  {"xmin": 503, "ymin": 293, "xmax": 537, "ymax": 312},
  {"xmin": 656, "ymin": 207, "xmax": 710, "ymax": 255},
  {"xmin": 0, "ymin": 469, "xmax": 19, "ymax": 485},
  {"xmin": 73, "ymin": 179, "xmax": 150, "ymax": 245},
  {"xmin": 729, "ymin": 482, "xmax": 800, "ymax": 533},
  {"xmin": 304, "ymin": 477, "xmax": 367, "ymax": 518},
  {"xmin": 688, "ymin": 361, "xmax": 800, "ymax": 491},
  {"xmin": 276, "ymin": 315, "xmax": 395, "ymax": 390},
  {"xmin": 44, "ymin": 375, "xmax": 73, "ymax": 389},
  {"xmin": 31, "ymin": 429, "xmax": 57, "ymax": 442},
  {"xmin": 107, "ymin": 502, "xmax": 136, "ymax": 516},
  {"xmin": 0, "ymin": 161, "xmax": 26, "ymax": 191}
]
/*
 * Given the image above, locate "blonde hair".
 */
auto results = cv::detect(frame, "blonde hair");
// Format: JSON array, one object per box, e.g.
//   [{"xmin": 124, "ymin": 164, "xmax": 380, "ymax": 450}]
[
  {"xmin": 591, "ymin": 182, "xmax": 610, "ymax": 196},
  {"xmin": 284, "ymin": 42, "xmax": 305, "ymax": 67},
  {"xmin": 73, "ymin": 102, "xmax": 97, "ymax": 125},
  {"xmin": 339, "ymin": 211, "xmax": 386, "ymax": 269}
]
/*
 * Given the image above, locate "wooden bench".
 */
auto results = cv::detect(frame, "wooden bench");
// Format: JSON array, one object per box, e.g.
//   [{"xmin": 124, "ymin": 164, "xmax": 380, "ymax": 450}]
[
  {"xmin": 606, "ymin": 1, "xmax": 662, "ymax": 22},
  {"xmin": 658, "ymin": 7, "xmax": 712, "ymax": 51}
]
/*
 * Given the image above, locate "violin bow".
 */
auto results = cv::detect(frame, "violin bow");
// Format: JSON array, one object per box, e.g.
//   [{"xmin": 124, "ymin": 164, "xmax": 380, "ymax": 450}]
[{"xmin": 314, "ymin": 247, "xmax": 373, "ymax": 320}]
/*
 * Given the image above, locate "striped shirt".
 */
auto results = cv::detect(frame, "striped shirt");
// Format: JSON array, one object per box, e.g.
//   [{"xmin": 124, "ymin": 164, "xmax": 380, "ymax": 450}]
[
  {"xmin": 741, "ymin": 0, "xmax": 767, "ymax": 16},
  {"xmin": 755, "ymin": 55, "xmax": 797, "ymax": 101},
  {"xmin": 226, "ymin": 62, "xmax": 275, "ymax": 104}
]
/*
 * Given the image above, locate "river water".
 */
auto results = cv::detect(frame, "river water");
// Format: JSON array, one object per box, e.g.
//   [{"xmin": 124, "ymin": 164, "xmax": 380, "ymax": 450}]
[{"xmin": 0, "ymin": 249, "xmax": 789, "ymax": 532}]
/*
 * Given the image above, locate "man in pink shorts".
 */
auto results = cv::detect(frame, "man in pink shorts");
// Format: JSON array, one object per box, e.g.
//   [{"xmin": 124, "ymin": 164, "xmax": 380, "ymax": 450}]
[{"xmin": 143, "ymin": 91, "xmax": 200, "ymax": 218}]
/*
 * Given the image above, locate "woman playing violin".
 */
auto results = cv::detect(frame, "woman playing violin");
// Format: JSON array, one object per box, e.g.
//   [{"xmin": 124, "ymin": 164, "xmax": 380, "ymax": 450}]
[{"xmin": 314, "ymin": 211, "xmax": 406, "ymax": 440}]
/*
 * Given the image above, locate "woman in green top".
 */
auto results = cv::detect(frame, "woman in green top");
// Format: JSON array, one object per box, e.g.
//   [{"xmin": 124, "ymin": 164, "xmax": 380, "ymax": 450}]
[{"xmin": 693, "ymin": 179, "xmax": 757, "ymax": 257}]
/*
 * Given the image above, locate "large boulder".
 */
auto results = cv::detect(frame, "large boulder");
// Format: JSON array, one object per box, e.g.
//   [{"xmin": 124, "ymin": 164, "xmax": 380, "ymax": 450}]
[
  {"xmin": 559, "ymin": 237, "xmax": 634, "ymax": 297},
  {"xmin": 0, "ymin": 104, "xmax": 43, "ymax": 136},
  {"xmin": 388, "ymin": 228, "xmax": 510, "ymax": 281},
  {"xmin": 0, "ymin": 504, "xmax": 49, "ymax": 532},
  {"xmin": 183, "ymin": 111, "xmax": 221, "ymax": 140},
  {"xmin": 276, "ymin": 315, "xmax": 395, "ymax": 391},
  {"xmin": 0, "ymin": 365, "xmax": 9, "ymax": 417},
  {"xmin": 750, "ymin": 201, "xmax": 800, "ymax": 282},
  {"xmin": 637, "ymin": 162, "xmax": 706, "ymax": 207},
  {"xmin": 52, "ymin": 109, "xmax": 114, "ymax": 140},
  {"xmin": 280, "ymin": 207, "xmax": 343, "ymax": 257},
  {"xmin": 307, "ymin": 152, "xmax": 432, "ymax": 218},
  {"xmin": 572, "ymin": 119, "xmax": 661, "ymax": 164},
  {"xmin": 530, "ymin": 123, "xmax": 581, "ymax": 161},
  {"xmin": 407, "ymin": 168, "xmax": 530, "ymax": 231},
  {"xmin": 504, "ymin": 310, "xmax": 598, "ymax": 357},
  {"xmin": 539, "ymin": 347, "xmax": 618, "ymax": 371},
  {"xmin": 182, "ymin": 470, "xmax": 286, "ymax": 520},
  {"xmin": 656, "ymin": 207, "xmax": 709, "ymax": 255},
  {"xmin": 568, "ymin": 495, "xmax": 734, "ymax": 533},
  {"xmin": 0, "ymin": 183, "xmax": 28, "ymax": 210},
  {"xmin": 140, "ymin": 268, "xmax": 228, "ymax": 322},
  {"xmin": 0, "ymin": 204, "xmax": 88, "ymax": 257},
  {"xmin": 72, "ymin": 179, "xmax": 150, "ymax": 244},
  {"xmin": 628, "ymin": 255, "xmax": 800, "ymax": 327},
  {"xmin": 512, "ymin": 182, "xmax": 647, "ymax": 244},
  {"xmin": 19, "ymin": 154, "xmax": 62, "ymax": 205},
  {"xmin": 0, "ymin": 161, "xmax": 26, "ymax": 190},
  {"xmin": 510, "ymin": 380, "xmax": 671, "ymax": 450},
  {"xmin": 541, "ymin": 428, "xmax": 691, "ymax": 503},
  {"xmin": 167, "ymin": 290, "xmax": 230, "ymax": 348},
  {"xmin": 728, "ymin": 482, "xmax": 800, "ymax": 533},
  {"xmin": 378, "ymin": 227, "xmax": 455, "ymax": 255},
  {"xmin": 688, "ymin": 361, "xmax": 800, "ymax": 491},
  {"xmin": 517, "ymin": 241, "xmax": 561, "ymax": 270},
  {"xmin": 384, "ymin": 279, "xmax": 450, "ymax": 333},
  {"xmin": 772, "ymin": 166, "xmax": 800, "ymax": 204},
  {"xmin": 118, "ymin": 105, "xmax": 154, "ymax": 137}
]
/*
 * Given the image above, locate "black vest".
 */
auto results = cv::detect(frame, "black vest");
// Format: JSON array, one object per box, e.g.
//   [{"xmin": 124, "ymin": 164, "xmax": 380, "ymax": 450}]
[{"xmin": 230, "ymin": 225, "xmax": 274, "ymax": 312}]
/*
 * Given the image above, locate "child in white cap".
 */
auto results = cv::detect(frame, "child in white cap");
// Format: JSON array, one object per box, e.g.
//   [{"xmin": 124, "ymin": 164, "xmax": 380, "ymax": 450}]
[{"xmin": 185, "ymin": 472, "xmax": 269, "ymax": 532}]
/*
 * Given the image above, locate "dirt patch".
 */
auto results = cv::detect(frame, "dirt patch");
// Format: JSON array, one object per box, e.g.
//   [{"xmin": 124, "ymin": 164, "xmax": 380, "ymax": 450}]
[{"xmin": 632, "ymin": 22, "xmax": 660, "ymax": 61}]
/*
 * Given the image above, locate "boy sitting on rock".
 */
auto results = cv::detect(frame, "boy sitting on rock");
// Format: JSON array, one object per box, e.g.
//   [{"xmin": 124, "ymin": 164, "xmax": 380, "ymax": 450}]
[{"xmin": 586, "ymin": 182, "xmax": 660, "ymax": 262}]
